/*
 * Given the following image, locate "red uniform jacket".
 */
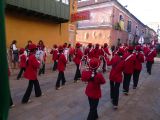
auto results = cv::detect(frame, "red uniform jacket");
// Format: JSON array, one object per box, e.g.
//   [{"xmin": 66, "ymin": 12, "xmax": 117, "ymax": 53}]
[
  {"xmin": 107, "ymin": 55, "xmax": 124, "ymax": 83},
  {"xmin": 57, "ymin": 53, "xmax": 67, "ymax": 72},
  {"xmin": 19, "ymin": 54, "xmax": 27, "ymax": 68},
  {"xmin": 81, "ymin": 71, "xmax": 106, "ymax": 99},
  {"xmin": 50, "ymin": 49, "xmax": 58, "ymax": 61},
  {"xmin": 134, "ymin": 52, "xmax": 145, "ymax": 71},
  {"xmin": 84, "ymin": 48, "xmax": 94, "ymax": 59},
  {"xmin": 102, "ymin": 47, "xmax": 111, "ymax": 56},
  {"xmin": 73, "ymin": 49, "xmax": 83, "ymax": 65},
  {"xmin": 69, "ymin": 47, "xmax": 75, "ymax": 55},
  {"xmin": 146, "ymin": 49, "xmax": 157, "ymax": 62},
  {"xmin": 23, "ymin": 54, "xmax": 40, "ymax": 80},
  {"xmin": 123, "ymin": 52, "xmax": 136, "ymax": 74},
  {"xmin": 143, "ymin": 46, "xmax": 150, "ymax": 56},
  {"xmin": 101, "ymin": 47, "xmax": 111, "ymax": 62},
  {"xmin": 92, "ymin": 48, "xmax": 102, "ymax": 59}
]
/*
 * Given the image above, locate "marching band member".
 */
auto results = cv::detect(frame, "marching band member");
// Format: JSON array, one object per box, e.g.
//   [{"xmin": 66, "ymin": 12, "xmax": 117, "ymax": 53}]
[
  {"xmin": 92, "ymin": 44, "xmax": 101, "ymax": 59},
  {"xmin": 143, "ymin": 44, "xmax": 150, "ymax": 56},
  {"xmin": 22, "ymin": 44, "xmax": 42, "ymax": 103},
  {"xmin": 123, "ymin": 46, "xmax": 136, "ymax": 95},
  {"xmin": 17, "ymin": 48, "xmax": 27, "ymax": 80},
  {"xmin": 133, "ymin": 45, "xmax": 145, "ymax": 89},
  {"xmin": 50, "ymin": 44, "xmax": 58, "ymax": 71},
  {"xmin": 81, "ymin": 58, "xmax": 106, "ymax": 120},
  {"xmin": 84, "ymin": 43, "xmax": 94, "ymax": 59},
  {"xmin": 68, "ymin": 44, "xmax": 74, "ymax": 62},
  {"xmin": 73, "ymin": 43, "xmax": 83, "ymax": 82},
  {"xmin": 101, "ymin": 43, "xmax": 111, "ymax": 72},
  {"xmin": 146, "ymin": 45, "xmax": 157, "ymax": 75},
  {"xmin": 107, "ymin": 47, "xmax": 125, "ymax": 109},
  {"xmin": 55, "ymin": 46, "xmax": 67, "ymax": 90}
]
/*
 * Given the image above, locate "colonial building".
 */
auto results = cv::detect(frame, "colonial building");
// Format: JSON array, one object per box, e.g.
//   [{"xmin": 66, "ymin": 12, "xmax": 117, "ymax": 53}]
[
  {"xmin": 5, "ymin": 0, "xmax": 77, "ymax": 48},
  {"xmin": 76, "ymin": 0, "xmax": 153, "ymax": 46}
]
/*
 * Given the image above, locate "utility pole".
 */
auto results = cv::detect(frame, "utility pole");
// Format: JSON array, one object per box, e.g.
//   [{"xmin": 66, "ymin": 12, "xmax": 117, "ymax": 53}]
[{"xmin": 0, "ymin": 0, "xmax": 10, "ymax": 119}]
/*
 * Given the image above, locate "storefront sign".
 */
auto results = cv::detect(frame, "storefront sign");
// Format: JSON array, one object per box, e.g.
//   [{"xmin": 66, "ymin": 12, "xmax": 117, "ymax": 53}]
[{"xmin": 71, "ymin": 11, "xmax": 90, "ymax": 22}]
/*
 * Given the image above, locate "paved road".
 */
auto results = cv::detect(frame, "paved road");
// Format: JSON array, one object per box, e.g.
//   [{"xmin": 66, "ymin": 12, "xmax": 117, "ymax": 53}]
[{"xmin": 8, "ymin": 59, "xmax": 160, "ymax": 120}]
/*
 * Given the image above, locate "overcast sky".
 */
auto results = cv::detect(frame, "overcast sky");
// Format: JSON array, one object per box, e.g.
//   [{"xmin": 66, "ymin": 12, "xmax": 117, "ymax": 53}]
[{"xmin": 118, "ymin": 0, "xmax": 160, "ymax": 30}]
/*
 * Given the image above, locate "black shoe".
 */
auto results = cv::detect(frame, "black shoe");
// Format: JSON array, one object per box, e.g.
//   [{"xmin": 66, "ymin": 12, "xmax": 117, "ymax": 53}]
[
  {"xmin": 133, "ymin": 86, "xmax": 137, "ymax": 89},
  {"xmin": 22, "ymin": 99, "xmax": 32, "ymax": 104},
  {"xmin": 56, "ymin": 87, "xmax": 62, "ymax": 90},
  {"xmin": 113, "ymin": 105, "xmax": 118, "ymax": 110},
  {"xmin": 62, "ymin": 83, "xmax": 65, "ymax": 86},
  {"xmin": 123, "ymin": 91, "xmax": 129, "ymax": 95},
  {"xmin": 110, "ymin": 98, "xmax": 113, "ymax": 103}
]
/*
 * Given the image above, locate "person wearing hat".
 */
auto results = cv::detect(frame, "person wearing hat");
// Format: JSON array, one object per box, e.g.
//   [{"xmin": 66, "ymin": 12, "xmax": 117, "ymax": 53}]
[
  {"xmin": 107, "ymin": 48, "xmax": 125, "ymax": 109},
  {"xmin": 73, "ymin": 42, "xmax": 83, "ymax": 82},
  {"xmin": 122, "ymin": 46, "xmax": 136, "ymax": 95},
  {"xmin": 132, "ymin": 45, "xmax": 145, "ymax": 89},
  {"xmin": 101, "ymin": 43, "xmax": 111, "ymax": 73},
  {"xmin": 50, "ymin": 44, "xmax": 58, "ymax": 71},
  {"xmin": 145, "ymin": 45, "xmax": 157, "ymax": 75},
  {"xmin": 22, "ymin": 44, "xmax": 42, "ymax": 103},
  {"xmin": 56, "ymin": 45, "xmax": 67, "ymax": 90},
  {"xmin": 81, "ymin": 58, "xmax": 106, "ymax": 120},
  {"xmin": 68, "ymin": 44, "xmax": 74, "ymax": 62},
  {"xmin": 17, "ymin": 48, "xmax": 27, "ymax": 80},
  {"xmin": 92, "ymin": 43, "xmax": 102, "ymax": 59},
  {"xmin": 84, "ymin": 43, "xmax": 94, "ymax": 59}
]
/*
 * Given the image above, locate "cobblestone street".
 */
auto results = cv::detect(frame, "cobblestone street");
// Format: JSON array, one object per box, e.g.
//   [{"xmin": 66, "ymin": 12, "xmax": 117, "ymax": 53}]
[{"xmin": 8, "ymin": 59, "xmax": 160, "ymax": 120}]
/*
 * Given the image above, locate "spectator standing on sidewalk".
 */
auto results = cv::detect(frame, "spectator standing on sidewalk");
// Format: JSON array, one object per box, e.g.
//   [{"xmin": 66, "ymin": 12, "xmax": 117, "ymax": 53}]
[
  {"xmin": 37, "ymin": 40, "xmax": 46, "ymax": 75},
  {"xmin": 10, "ymin": 40, "xmax": 19, "ymax": 69}
]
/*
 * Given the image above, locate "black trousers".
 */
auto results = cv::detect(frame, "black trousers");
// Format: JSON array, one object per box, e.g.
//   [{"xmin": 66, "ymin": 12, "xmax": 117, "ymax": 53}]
[
  {"xmin": 110, "ymin": 81, "xmax": 120, "ymax": 106},
  {"xmin": 17, "ymin": 67, "xmax": 25, "ymax": 80},
  {"xmin": 74, "ymin": 64, "xmax": 81, "ymax": 81},
  {"xmin": 56, "ymin": 71, "xmax": 66, "ymax": 88},
  {"xmin": 123, "ymin": 73, "xmax": 132, "ymax": 93},
  {"xmin": 10, "ymin": 96, "xmax": 13, "ymax": 106},
  {"xmin": 53, "ymin": 61, "xmax": 58, "ymax": 71},
  {"xmin": 146, "ymin": 61, "xmax": 153, "ymax": 75},
  {"xmin": 39, "ymin": 63, "xmax": 45, "ymax": 75},
  {"xmin": 133, "ymin": 70, "xmax": 141, "ymax": 88},
  {"xmin": 22, "ymin": 80, "xmax": 42, "ymax": 103},
  {"xmin": 102, "ymin": 58, "xmax": 106, "ymax": 72},
  {"xmin": 69, "ymin": 54, "xmax": 72, "ymax": 62},
  {"xmin": 87, "ymin": 97, "xmax": 99, "ymax": 120}
]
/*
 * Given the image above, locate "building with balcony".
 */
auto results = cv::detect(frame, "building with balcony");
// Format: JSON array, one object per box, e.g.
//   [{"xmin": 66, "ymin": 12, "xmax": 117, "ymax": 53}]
[
  {"xmin": 76, "ymin": 0, "xmax": 153, "ymax": 46},
  {"xmin": 5, "ymin": 0, "xmax": 77, "ymax": 48}
]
